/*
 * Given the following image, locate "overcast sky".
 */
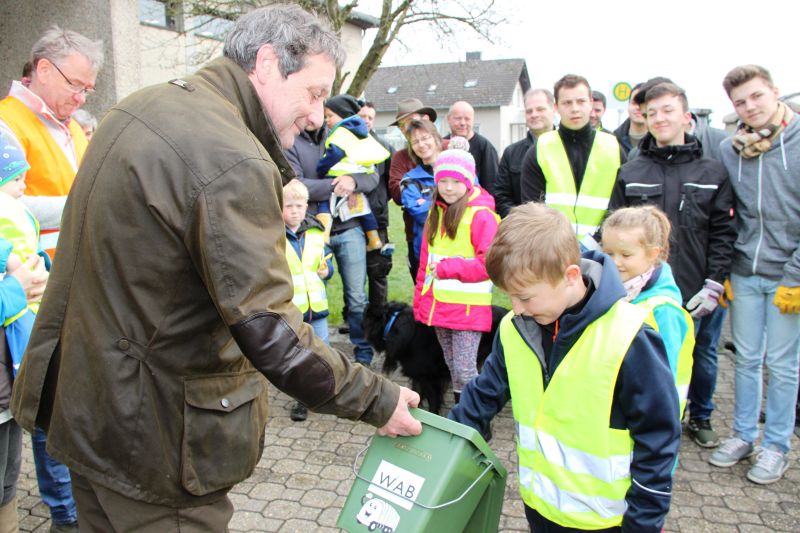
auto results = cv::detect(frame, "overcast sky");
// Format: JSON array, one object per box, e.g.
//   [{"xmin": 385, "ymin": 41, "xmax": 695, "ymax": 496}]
[{"xmin": 368, "ymin": 0, "xmax": 800, "ymax": 128}]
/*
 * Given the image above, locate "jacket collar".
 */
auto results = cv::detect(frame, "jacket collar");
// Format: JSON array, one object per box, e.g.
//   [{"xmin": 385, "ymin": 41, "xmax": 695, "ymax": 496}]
[
  {"xmin": 639, "ymin": 132, "xmax": 702, "ymax": 163},
  {"xmin": 195, "ymin": 57, "xmax": 295, "ymax": 179}
]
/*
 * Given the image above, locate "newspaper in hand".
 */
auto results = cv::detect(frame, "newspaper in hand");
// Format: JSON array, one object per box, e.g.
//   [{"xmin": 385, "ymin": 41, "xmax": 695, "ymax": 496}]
[{"xmin": 331, "ymin": 192, "xmax": 372, "ymax": 222}]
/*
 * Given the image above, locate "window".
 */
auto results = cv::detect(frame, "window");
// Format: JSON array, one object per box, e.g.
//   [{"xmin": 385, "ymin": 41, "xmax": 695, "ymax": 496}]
[
  {"xmin": 509, "ymin": 122, "xmax": 527, "ymax": 143},
  {"xmin": 464, "ymin": 79, "xmax": 478, "ymax": 88},
  {"xmin": 193, "ymin": 14, "xmax": 234, "ymax": 41},
  {"xmin": 387, "ymin": 86, "xmax": 398, "ymax": 94},
  {"xmin": 139, "ymin": 0, "xmax": 181, "ymax": 31}
]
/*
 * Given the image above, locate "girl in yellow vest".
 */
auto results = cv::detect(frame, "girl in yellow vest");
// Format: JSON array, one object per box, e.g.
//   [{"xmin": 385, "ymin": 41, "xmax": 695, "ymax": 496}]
[
  {"xmin": 602, "ymin": 206, "xmax": 694, "ymax": 418},
  {"xmin": 412, "ymin": 148, "xmax": 499, "ymax": 402}
]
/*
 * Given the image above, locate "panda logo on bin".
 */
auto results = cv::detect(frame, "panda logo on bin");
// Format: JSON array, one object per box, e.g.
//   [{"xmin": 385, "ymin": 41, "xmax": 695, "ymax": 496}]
[{"xmin": 356, "ymin": 493, "xmax": 400, "ymax": 532}]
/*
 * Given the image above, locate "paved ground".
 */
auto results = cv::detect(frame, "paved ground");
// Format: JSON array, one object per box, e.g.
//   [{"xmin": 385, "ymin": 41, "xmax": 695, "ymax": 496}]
[{"xmin": 16, "ymin": 330, "xmax": 800, "ymax": 532}]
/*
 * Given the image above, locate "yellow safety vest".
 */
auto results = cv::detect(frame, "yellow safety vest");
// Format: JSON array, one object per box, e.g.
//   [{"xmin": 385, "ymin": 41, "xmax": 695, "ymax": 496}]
[
  {"xmin": 421, "ymin": 190, "xmax": 499, "ymax": 317},
  {"xmin": 502, "ymin": 301, "xmax": 655, "ymax": 529},
  {"xmin": 285, "ymin": 228, "xmax": 328, "ymax": 315},
  {"xmin": 537, "ymin": 130, "xmax": 620, "ymax": 239},
  {"xmin": 324, "ymin": 125, "xmax": 390, "ymax": 177},
  {"xmin": 0, "ymin": 193, "xmax": 41, "ymax": 319},
  {"xmin": 636, "ymin": 295, "xmax": 695, "ymax": 419},
  {"xmin": 0, "ymin": 95, "xmax": 88, "ymax": 259}
]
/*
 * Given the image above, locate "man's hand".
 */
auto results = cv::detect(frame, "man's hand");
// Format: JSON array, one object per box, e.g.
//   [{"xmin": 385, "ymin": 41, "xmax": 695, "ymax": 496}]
[
  {"xmin": 686, "ymin": 279, "xmax": 724, "ymax": 318},
  {"xmin": 8, "ymin": 255, "xmax": 48, "ymax": 303},
  {"xmin": 332, "ymin": 175, "xmax": 356, "ymax": 197},
  {"xmin": 773, "ymin": 286, "xmax": 800, "ymax": 314},
  {"xmin": 377, "ymin": 386, "xmax": 422, "ymax": 438}
]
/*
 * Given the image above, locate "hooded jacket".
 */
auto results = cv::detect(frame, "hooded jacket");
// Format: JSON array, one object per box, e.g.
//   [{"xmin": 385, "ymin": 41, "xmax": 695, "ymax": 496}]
[
  {"xmin": 10, "ymin": 57, "xmax": 400, "ymax": 507},
  {"xmin": 720, "ymin": 115, "xmax": 800, "ymax": 285},
  {"xmin": 449, "ymin": 251, "xmax": 680, "ymax": 533},
  {"xmin": 413, "ymin": 187, "xmax": 499, "ymax": 332},
  {"xmin": 609, "ymin": 133, "xmax": 736, "ymax": 301},
  {"xmin": 632, "ymin": 263, "xmax": 690, "ymax": 377},
  {"xmin": 399, "ymin": 164, "xmax": 435, "ymax": 259}
]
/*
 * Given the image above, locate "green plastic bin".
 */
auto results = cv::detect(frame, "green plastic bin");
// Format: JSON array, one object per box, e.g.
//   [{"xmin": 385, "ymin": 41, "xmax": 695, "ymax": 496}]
[{"xmin": 337, "ymin": 408, "xmax": 507, "ymax": 533}]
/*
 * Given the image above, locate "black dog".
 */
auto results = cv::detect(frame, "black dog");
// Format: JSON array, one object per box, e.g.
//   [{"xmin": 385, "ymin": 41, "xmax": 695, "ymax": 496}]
[{"xmin": 363, "ymin": 301, "xmax": 507, "ymax": 414}]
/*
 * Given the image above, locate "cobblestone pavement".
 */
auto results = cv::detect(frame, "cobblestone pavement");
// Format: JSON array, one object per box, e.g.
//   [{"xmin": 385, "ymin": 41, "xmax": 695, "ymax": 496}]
[{"xmin": 16, "ymin": 332, "xmax": 800, "ymax": 532}]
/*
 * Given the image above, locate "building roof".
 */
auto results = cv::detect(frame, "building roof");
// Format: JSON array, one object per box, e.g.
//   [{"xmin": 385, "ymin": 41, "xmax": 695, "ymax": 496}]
[{"xmin": 364, "ymin": 57, "xmax": 530, "ymax": 112}]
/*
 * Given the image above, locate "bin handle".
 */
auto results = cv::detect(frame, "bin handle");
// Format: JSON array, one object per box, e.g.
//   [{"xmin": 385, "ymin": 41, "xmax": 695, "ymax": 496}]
[{"xmin": 351, "ymin": 444, "xmax": 496, "ymax": 510}]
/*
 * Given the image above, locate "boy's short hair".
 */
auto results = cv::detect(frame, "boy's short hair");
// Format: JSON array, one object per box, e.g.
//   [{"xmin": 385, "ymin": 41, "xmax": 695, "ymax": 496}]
[
  {"xmin": 486, "ymin": 203, "xmax": 580, "ymax": 289},
  {"xmin": 722, "ymin": 64, "xmax": 774, "ymax": 96},
  {"xmin": 644, "ymin": 82, "xmax": 689, "ymax": 112},
  {"xmin": 553, "ymin": 74, "xmax": 591, "ymax": 102},
  {"xmin": 283, "ymin": 179, "xmax": 308, "ymax": 202}
]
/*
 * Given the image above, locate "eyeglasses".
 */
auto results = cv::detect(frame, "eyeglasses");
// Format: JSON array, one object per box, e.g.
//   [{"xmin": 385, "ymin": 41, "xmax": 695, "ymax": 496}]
[
  {"xmin": 49, "ymin": 60, "xmax": 95, "ymax": 97},
  {"xmin": 410, "ymin": 134, "xmax": 434, "ymax": 148}
]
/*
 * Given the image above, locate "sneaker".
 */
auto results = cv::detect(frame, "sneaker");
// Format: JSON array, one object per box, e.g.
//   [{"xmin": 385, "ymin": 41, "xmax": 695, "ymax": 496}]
[
  {"xmin": 50, "ymin": 523, "xmax": 79, "ymax": 533},
  {"xmin": 687, "ymin": 418, "xmax": 720, "ymax": 448},
  {"xmin": 747, "ymin": 446, "xmax": 790, "ymax": 484},
  {"xmin": 709, "ymin": 436, "xmax": 757, "ymax": 467},
  {"xmin": 290, "ymin": 402, "xmax": 307, "ymax": 422}
]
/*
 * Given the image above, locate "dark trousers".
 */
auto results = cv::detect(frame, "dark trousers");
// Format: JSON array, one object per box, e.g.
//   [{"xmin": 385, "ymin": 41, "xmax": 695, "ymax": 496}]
[
  {"xmin": 525, "ymin": 504, "xmax": 621, "ymax": 533},
  {"xmin": 367, "ymin": 228, "xmax": 392, "ymax": 308},
  {"xmin": 0, "ymin": 419, "xmax": 21, "ymax": 506},
  {"xmin": 71, "ymin": 471, "xmax": 233, "ymax": 532}
]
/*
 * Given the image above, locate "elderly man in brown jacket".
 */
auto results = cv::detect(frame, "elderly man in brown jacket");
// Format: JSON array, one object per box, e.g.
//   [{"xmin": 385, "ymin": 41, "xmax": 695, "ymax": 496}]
[{"xmin": 10, "ymin": 5, "xmax": 420, "ymax": 530}]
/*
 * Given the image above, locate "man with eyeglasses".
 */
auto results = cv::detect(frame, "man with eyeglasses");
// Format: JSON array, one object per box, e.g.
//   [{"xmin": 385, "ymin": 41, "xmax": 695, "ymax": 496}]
[
  {"xmin": 0, "ymin": 26, "xmax": 102, "ymax": 533},
  {"xmin": 0, "ymin": 26, "xmax": 102, "ymax": 261}
]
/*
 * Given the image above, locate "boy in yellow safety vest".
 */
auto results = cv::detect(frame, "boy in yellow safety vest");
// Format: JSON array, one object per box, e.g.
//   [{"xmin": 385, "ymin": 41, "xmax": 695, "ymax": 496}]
[
  {"xmin": 282, "ymin": 180, "xmax": 334, "ymax": 422},
  {"xmin": 449, "ymin": 203, "xmax": 681, "ymax": 533}
]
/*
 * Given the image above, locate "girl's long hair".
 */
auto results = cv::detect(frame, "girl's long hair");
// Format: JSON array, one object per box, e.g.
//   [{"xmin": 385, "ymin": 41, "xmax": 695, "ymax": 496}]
[{"xmin": 425, "ymin": 188, "xmax": 470, "ymax": 245}]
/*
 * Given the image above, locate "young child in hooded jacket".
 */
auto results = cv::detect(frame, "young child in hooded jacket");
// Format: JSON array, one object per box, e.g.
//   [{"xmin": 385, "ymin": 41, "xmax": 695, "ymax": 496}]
[
  {"xmin": 315, "ymin": 95, "xmax": 391, "ymax": 254},
  {"xmin": 412, "ymin": 147, "xmax": 498, "ymax": 401}
]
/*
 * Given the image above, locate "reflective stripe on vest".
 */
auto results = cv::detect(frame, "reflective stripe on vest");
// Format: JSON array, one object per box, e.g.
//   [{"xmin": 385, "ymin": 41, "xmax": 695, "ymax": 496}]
[
  {"xmin": 537, "ymin": 130, "xmax": 620, "ymax": 239},
  {"xmin": 324, "ymin": 125, "xmax": 390, "ymax": 176},
  {"xmin": 636, "ymin": 294, "xmax": 695, "ymax": 418},
  {"xmin": 501, "ymin": 301, "xmax": 653, "ymax": 529},
  {"xmin": 421, "ymin": 190, "xmax": 498, "ymax": 308},
  {"xmin": 285, "ymin": 229, "xmax": 328, "ymax": 314}
]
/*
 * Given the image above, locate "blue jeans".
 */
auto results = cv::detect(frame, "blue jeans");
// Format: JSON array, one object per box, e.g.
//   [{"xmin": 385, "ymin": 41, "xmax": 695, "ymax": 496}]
[
  {"xmin": 730, "ymin": 273, "xmax": 800, "ymax": 453},
  {"xmin": 687, "ymin": 305, "xmax": 727, "ymax": 421},
  {"xmin": 308, "ymin": 316, "xmax": 329, "ymax": 344},
  {"xmin": 330, "ymin": 227, "xmax": 373, "ymax": 364},
  {"xmin": 31, "ymin": 426, "xmax": 77, "ymax": 524}
]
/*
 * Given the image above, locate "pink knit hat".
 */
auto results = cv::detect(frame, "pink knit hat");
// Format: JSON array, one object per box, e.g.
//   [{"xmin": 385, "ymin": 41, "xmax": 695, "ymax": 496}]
[{"xmin": 434, "ymin": 148, "xmax": 476, "ymax": 192}]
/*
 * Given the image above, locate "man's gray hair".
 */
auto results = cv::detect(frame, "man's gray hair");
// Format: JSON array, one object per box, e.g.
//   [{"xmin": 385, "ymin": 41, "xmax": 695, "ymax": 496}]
[
  {"xmin": 223, "ymin": 4, "xmax": 345, "ymax": 77},
  {"xmin": 524, "ymin": 88, "xmax": 555, "ymax": 106},
  {"xmin": 31, "ymin": 26, "xmax": 104, "ymax": 72}
]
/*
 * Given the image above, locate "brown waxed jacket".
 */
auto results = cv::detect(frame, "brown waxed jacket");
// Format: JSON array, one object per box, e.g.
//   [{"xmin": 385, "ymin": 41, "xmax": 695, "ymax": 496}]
[{"xmin": 10, "ymin": 57, "xmax": 400, "ymax": 507}]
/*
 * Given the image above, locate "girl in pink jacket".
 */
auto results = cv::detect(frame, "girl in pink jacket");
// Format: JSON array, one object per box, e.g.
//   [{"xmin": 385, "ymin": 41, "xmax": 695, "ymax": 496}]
[{"xmin": 413, "ymin": 148, "xmax": 499, "ymax": 401}]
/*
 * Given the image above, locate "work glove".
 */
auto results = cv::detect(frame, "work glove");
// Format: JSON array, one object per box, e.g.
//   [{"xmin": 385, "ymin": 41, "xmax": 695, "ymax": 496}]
[
  {"xmin": 773, "ymin": 286, "xmax": 800, "ymax": 314},
  {"xmin": 686, "ymin": 279, "xmax": 725, "ymax": 318},
  {"xmin": 718, "ymin": 278, "xmax": 733, "ymax": 309}
]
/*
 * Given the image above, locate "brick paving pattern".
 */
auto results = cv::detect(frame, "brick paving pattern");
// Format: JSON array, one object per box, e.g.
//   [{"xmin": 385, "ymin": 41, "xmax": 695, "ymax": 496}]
[{"xmin": 16, "ymin": 332, "xmax": 800, "ymax": 532}]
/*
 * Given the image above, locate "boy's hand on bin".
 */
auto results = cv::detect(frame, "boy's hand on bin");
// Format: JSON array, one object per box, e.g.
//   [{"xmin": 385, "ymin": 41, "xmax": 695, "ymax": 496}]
[{"xmin": 377, "ymin": 387, "xmax": 422, "ymax": 438}]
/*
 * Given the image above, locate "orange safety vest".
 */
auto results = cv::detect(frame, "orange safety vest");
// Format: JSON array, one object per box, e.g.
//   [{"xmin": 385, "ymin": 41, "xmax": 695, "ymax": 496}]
[{"xmin": 0, "ymin": 95, "xmax": 88, "ymax": 258}]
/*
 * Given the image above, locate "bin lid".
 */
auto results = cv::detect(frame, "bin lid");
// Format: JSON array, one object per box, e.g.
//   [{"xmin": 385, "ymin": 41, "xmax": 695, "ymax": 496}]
[{"xmin": 410, "ymin": 407, "xmax": 507, "ymax": 478}]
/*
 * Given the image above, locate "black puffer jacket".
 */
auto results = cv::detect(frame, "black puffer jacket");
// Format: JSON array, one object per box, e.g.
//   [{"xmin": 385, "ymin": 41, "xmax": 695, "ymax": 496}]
[
  {"xmin": 609, "ymin": 133, "xmax": 736, "ymax": 302},
  {"xmin": 494, "ymin": 131, "xmax": 535, "ymax": 217}
]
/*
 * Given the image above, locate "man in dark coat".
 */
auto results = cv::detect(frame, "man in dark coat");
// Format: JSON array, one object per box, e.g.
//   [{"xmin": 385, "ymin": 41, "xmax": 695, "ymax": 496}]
[
  {"xmin": 494, "ymin": 88, "xmax": 555, "ymax": 217},
  {"xmin": 445, "ymin": 100, "xmax": 499, "ymax": 194},
  {"xmin": 608, "ymin": 82, "xmax": 735, "ymax": 449},
  {"xmin": 11, "ymin": 5, "xmax": 420, "ymax": 530}
]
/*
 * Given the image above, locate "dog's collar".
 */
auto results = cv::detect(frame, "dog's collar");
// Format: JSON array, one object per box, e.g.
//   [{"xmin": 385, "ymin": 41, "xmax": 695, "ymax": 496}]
[{"xmin": 383, "ymin": 309, "xmax": 402, "ymax": 340}]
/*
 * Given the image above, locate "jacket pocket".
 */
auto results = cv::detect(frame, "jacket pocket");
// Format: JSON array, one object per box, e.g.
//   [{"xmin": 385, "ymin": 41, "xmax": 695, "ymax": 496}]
[
  {"xmin": 181, "ymin": 370, "xmax": 268, "ymax": 496},
  {"xmin": 624, "ymin": 182, "xmax": 663, "ymax": 205}
]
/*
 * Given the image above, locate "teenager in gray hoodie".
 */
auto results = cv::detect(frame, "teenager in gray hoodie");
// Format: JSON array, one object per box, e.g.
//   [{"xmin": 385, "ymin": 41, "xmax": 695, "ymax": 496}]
[{"xmin": 711, "ymin": 65, "xmax": 800, "ymax": 485}]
